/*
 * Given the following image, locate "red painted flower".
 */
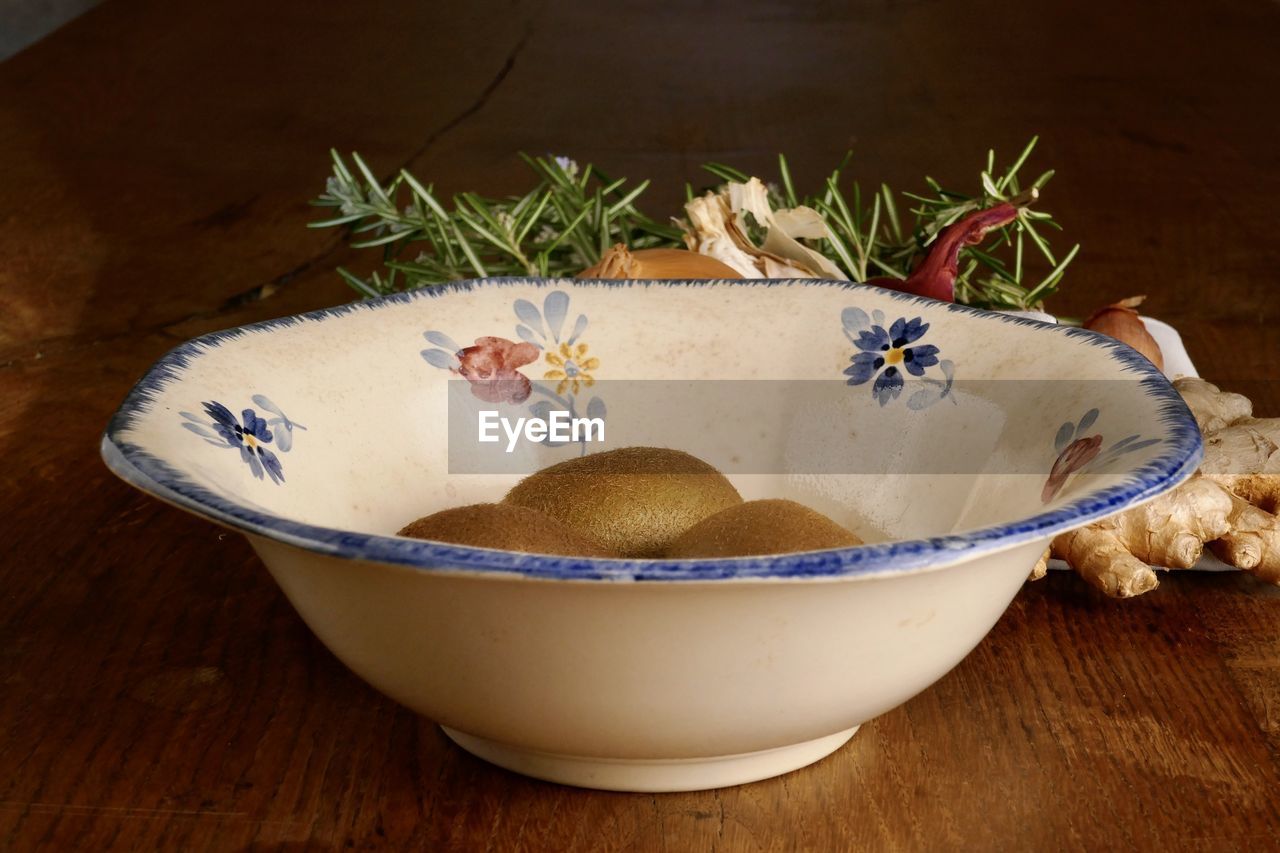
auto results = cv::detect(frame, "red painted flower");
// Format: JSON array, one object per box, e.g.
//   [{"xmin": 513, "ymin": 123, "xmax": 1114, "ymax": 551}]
[
  {"xmin": 1041, "ymin": 434, "xmax": 1103, "ymax": 503},
  {"xmin": 456, "ymin": 336, "xmax": 540, "ymax": 404}
]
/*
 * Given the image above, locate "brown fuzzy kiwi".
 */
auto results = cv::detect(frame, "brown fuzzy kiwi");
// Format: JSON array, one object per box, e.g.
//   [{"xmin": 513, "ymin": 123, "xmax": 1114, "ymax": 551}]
[
  {"xmin": 397, "ymin": 503, "xmax": 616, "ymax": 557},
  {"xmin": 665, "ymin": 499, "xmax": 863, "ymax": 558},
  {"xmin": 503, "ymin": 446, "xmax": 742, "ymax": 557}
]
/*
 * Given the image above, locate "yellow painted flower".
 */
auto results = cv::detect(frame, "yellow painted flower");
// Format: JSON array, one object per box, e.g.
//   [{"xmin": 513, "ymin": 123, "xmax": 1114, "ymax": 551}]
[{"xmin": 544, "ymin": 341, "xmax": 600, "ymax": 396}]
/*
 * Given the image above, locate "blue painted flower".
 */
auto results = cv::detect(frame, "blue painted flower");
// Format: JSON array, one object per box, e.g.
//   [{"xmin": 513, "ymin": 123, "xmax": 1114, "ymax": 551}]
[
  {"xmin": 843, "ymin": 315, "xmax": 941, "ymax": 405},
  {"xmin": 186, "ymin": 401, "xmax": 285, "ymax": 484},
  {"xmin": 182, "ymin": 396, "xmax": 302, "ymax": 484},
  {"xmin": 250, "ymin": 394, "xmax": 307, "ymax": 452}
]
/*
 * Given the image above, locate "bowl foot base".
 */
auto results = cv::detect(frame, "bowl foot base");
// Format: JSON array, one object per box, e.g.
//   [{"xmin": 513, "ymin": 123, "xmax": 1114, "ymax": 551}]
[{"xmin": 439, "ymin": 725, "xmax": 859, "ymax": 792}]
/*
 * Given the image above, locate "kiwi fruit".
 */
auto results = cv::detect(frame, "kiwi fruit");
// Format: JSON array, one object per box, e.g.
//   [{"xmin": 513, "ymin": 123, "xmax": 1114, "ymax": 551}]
[
  {"xmin": 503, "ymin": 446, "xmax": 742, "ymax": 557},
  {"xmin": 664, "ymin": 499, "xmax": 863, "ymax": 558},
  {"xmin": 397, "ymin": 503, "xmax": 616, "ymax": 557}
]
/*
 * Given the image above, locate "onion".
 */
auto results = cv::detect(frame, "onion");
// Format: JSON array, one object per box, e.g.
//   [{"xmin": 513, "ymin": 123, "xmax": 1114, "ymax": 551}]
[
  {"xmin": 578, "ymin": 245, "xmax": 742, "ymax": 280},
  {"xmin": 1084, "ymin": 295, "xmax": 1164, "ymax": 371}
]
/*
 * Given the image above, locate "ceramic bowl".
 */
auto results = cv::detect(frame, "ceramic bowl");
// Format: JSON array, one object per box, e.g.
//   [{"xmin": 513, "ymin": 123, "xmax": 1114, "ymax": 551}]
[{"xmin": 102, "ymin": 279, "xmax": 1201, "ymax": 792}]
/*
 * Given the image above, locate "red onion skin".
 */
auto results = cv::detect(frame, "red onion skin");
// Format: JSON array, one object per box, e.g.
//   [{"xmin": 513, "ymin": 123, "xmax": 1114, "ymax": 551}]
[
  {"xmin": 866, "ymin": 201, "xmax": 1021, "ymax": 302},
  {"xmin": 1084, "ymin": 302, "xmax": 1165, "ymax": 371}
]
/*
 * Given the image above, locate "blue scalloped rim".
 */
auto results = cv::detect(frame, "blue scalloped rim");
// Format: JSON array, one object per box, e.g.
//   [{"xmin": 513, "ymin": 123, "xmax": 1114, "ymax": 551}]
[{"xmin": 101, "ymin": 278, "xmax": 1203, "ymax": 583}]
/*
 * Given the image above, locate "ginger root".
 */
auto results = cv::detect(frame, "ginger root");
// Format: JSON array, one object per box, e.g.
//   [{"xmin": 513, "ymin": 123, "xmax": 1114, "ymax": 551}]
[
  {"xmin": 1029, "ymin": 546, "xmax": 1050, "ymax": 581},
  {"xmin": 1045, "ymin": 378, "xmax": 1280, "ymax": 597}
]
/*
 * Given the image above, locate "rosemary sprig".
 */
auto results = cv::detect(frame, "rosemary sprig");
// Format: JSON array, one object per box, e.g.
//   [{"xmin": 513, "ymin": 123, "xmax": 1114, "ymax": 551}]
[
  {"xmin": 312, "ymin": 138, "xmax": 1075, "ymax": 310},
  {"xmin": 713, "ymin": 136, "xmax": 1076, "ymax": 309},
  {"xmin": 311, "ymin": 152, "xmax": 680, "ymax": 296}
]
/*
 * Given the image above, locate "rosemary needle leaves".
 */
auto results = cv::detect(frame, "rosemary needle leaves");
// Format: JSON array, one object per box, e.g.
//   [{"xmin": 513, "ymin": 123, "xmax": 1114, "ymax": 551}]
[
  {"xmin": 311, "ymin": 137, "xmax": 1076, "ymax": 311},
  {"xmin": 310, "ymin": 152, "xmax": 679, "ymax": 297}
]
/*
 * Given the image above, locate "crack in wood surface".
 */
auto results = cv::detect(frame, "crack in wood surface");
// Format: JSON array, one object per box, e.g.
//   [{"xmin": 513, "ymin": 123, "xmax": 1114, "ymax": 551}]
[
  {"xmin": 0, "ymin": 21, "xmax": 536, "ymax": 370},
  {"xmin": 213, "ymin": 21, "xmax": 535, "ymax": 314}
]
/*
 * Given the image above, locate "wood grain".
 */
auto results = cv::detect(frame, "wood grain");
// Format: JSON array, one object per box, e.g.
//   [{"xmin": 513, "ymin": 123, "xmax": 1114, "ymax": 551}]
[{"xmin": 1, "ymin": 0, "xmax": 1278, "ymax": 849}]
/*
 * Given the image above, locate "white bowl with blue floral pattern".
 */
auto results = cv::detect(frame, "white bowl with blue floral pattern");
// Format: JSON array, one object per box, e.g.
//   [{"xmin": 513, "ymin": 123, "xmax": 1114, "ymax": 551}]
[{"xmin": 102, "ymin": 278, "xmax": 1202, "ymax": 792}]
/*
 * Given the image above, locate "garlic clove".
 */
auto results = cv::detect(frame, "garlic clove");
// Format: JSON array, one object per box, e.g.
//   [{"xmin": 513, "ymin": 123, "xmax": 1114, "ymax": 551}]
[
  {"xmin": 682, "ymin": 182, "xmax": 841, "ymax": 279},
  {"xmin": 761, "ymin": 255, "xmax": 803, "ymax": 278},
  {"xmin": 760, "ymin": 218, "xmax": 846, "ymax": 279},
  {"xmin": 772, "ymin": 206, "xmax": 829, "ymax": 241},
  {"xmin": 728, "ymin": 179, "xmax": 845, "ymax": 279},
  {"xmin": 683, "ymin": 193, "xmax": 772, "ymax": 277},
  {"xmin": 727, "ymin": 178, "xmax": 775, "ymax": 231}
]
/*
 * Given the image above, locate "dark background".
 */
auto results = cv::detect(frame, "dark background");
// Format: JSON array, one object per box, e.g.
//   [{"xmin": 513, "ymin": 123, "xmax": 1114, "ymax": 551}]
[{"xmin": 2, "ymin": 1, "xmax": 1278, "ymax": 850}]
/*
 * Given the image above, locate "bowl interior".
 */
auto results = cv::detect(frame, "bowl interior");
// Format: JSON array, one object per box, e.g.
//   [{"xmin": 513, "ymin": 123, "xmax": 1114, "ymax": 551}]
[{"xmin": 104, "ymin": 279, "xmax": 1200, "ymax": 578}]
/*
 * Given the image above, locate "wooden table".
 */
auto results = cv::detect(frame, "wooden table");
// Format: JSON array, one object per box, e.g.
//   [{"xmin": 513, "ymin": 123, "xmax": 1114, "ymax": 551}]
[{"xmin": 3, "ymin": 0, "xmax": 1279, "ymax": 849}]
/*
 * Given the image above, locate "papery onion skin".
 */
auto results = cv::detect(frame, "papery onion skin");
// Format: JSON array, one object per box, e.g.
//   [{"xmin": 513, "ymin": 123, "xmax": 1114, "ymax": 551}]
[
  {"xmin": 865, "ymin": 201, "xmax": 1021, "ymax": 302},
  {"xmin": 1084, "ymin": 296, "xmax": 1164, "ymax": 371},
  {"xmin": 578, "ymin": 245, "xmax": 742, "ymax": 280}
]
